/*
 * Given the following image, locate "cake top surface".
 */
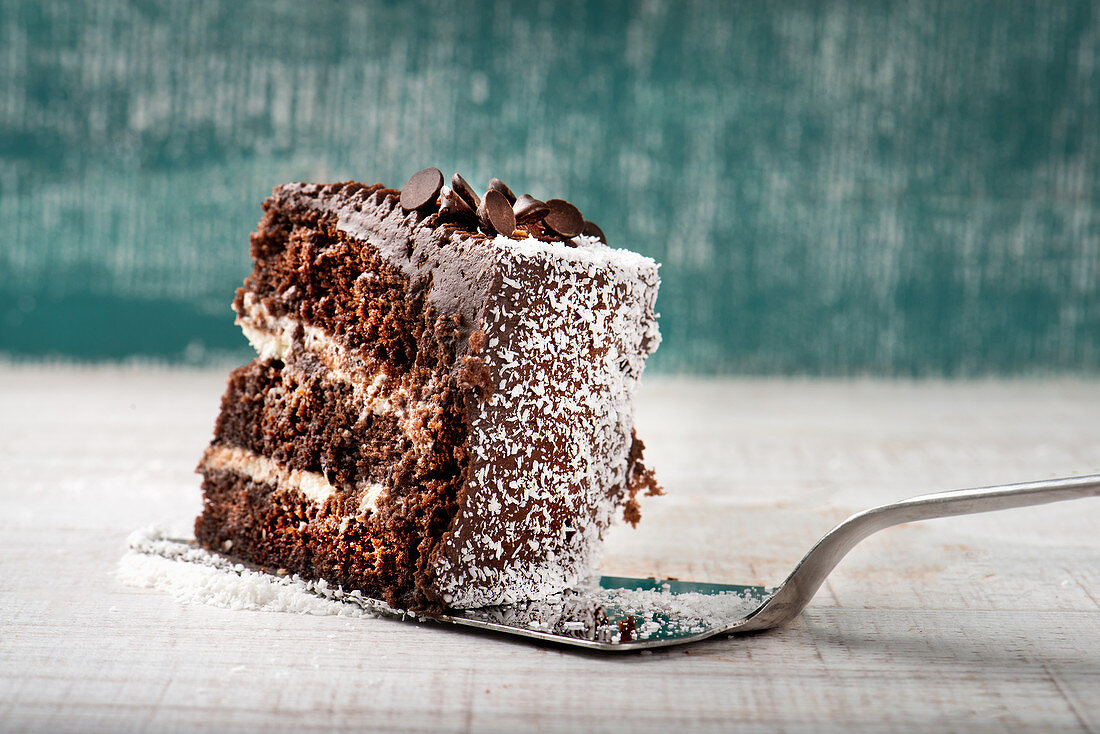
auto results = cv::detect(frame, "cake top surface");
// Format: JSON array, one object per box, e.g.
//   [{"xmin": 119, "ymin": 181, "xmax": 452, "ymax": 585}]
[
  {"xmin": 268, "ymin": 177, "xmax": 659, "ymax": 354},
  {"xmin": 271, "ymin": 177, "xmax": 657, "ymax": 271}
]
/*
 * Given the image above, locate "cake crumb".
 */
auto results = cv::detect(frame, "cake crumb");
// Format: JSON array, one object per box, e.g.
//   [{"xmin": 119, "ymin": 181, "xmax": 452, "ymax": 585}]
[
  {"xmin": 457, "ymin": 356, "xmax": 494, "ymax": 396},
  {"xmin": 618, "ymin": 615, "xmax": 637, "ymax": 643}
]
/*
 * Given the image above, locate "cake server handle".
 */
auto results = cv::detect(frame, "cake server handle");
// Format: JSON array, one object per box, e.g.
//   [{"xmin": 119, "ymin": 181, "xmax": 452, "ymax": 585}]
[{"xmin": 733, "ymin": 474, "xmax": 1100, "ymax": 633}]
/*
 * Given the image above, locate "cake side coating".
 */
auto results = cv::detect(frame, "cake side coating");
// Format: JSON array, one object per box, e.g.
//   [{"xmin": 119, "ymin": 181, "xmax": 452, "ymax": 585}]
[{"xmin": 427, "ymin": 236, "xmax": 661, "ymax": 606}]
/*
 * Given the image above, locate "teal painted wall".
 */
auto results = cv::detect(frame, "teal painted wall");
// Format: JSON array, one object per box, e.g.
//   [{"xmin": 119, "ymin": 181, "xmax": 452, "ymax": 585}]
[{"xmin": 2, "ymin": 0, "xmax": 1099, "ymax": 375}]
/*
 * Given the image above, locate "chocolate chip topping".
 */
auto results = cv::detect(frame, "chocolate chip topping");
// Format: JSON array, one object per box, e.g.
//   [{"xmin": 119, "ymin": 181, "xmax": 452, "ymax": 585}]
[
  {"xmin": 477, "ymin": 189, "xmax": 516, "ymax": 236},
  {"xmin": 513, "ymin": 194, "xmax": 550, "ymax": 224},
  {"xmin": 487, "ymin": 178, "xmax": 516, "ymax": 204},
  {"xmin": 451, "ymin": 173, "xmax": 481, "ymax": 210},
  {"xmin": 486, "ymin": 190, "xmax": 517, "ymax": 236},
  {"xmin": 543, "ymin": 199, "xmax": 584, "ymax": 238},
  {"xmin": 400, "ymin": 168, "xmax": 443, "ymax": 211},
  {"xmin": 581, "ymin": 220, "xmax": 607, "ymax": 244},
  {"xmin": 396, "ymin": 167, "xmax": 604, "ymax": 247},
  {"xmin": 438, "ymin": 185, "xmax": 476, "ymax": 222}
]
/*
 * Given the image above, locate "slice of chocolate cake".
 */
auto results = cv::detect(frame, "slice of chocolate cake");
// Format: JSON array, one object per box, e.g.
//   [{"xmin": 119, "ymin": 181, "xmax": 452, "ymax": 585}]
[{"xmin": 196, "ymin": 170, "xmax": 661, "ymax": 610}]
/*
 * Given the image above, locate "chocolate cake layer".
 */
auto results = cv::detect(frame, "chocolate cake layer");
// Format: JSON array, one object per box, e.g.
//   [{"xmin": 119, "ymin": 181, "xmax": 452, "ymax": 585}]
[
  {"xmin": 196, "ymin": 469, "xmax": 438, "ymax": 606},
  {"xmin": 239, "ymin": 182, "xmax": 498, "ymax": 377},
  {"xmin": 211, "ymin": 357, "xmax": 411, "ymax": 493},
  {"xmin": 199, "ymin": 349, "xmax": 471, "ymax": 608}
]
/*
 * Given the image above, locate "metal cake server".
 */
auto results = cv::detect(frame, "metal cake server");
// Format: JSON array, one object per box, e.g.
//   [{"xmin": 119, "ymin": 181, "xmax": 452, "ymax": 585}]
[{"xmin": 133, "ymin": 474, "xmax": 1100, "ymax": 652}]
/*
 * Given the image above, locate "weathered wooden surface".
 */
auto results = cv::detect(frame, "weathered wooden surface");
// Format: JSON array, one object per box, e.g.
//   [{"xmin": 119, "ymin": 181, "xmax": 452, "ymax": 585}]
[{"xmin": 2, "ymin": 365, "xmax": 1099, "ymax": 732}]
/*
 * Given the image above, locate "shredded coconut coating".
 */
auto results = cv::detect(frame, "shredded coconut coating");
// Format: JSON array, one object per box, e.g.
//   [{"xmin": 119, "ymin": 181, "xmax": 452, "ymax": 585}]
[{"xmin": 429, "ymin": 234, "xmax": 661, "ymax": 607}]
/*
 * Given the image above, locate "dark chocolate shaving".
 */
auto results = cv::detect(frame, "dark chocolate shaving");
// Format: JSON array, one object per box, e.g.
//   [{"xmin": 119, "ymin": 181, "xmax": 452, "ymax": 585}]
[
  {"xmin": 487, "ymin": 178, "xmax": 517, "ymax": 204},
  {"xmin": 617, "ymin": 615, "xmax": 637, "ymax": 643},
  {"xmin": 543, "ymin": 199, "xmax": 584, "ymax": 238},
  {"xmin": 400, "ymin": 168, "xmax": 443, "ymax": 211},
  {"xmin": 513, "ymin": 194, "xmax": 550, "ymax": 224}
]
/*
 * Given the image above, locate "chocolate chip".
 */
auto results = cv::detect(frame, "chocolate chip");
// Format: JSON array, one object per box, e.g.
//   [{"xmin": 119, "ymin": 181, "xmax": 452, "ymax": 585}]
[
  {"xmin": 451, "ymin": 173, "xmax": 481, "ymax": 210},
  {"xmin": 581, "ymin": 220, "xmax": 607, "ymax": 244},
  {"xmin": 487, "ymin": 190, "xmax": 517, "ymax": 236},
  {"xmin": 543, "ymin": 199, "xmax": 584, "ymax": 238},
  {"xmin": 400, "ymin": 168, "xmax": 443, "ymax": 211},
  {"xmin": 487, "ymin": 178, "xmax": 516, "ymax": 204},
  {"xmin": 513, "ymin": 194, "xmax": 550, "ymax": 223},
  {"xmin": 477, "ymin": 189, "xmax": 516, "ymax": 236},
  {"xmin": 438, "ymin": 185, "xmax": 476, "ymax": 221}
]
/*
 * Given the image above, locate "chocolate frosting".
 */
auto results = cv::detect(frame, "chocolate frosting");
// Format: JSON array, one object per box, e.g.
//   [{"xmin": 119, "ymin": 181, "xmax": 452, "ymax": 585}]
[{"xmin": 268, "ymin": 181, "xmax": 500, "ymax": 359}]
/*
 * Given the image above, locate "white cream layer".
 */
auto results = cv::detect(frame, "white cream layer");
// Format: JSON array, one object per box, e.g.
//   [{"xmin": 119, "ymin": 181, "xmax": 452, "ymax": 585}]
[
  {"xmin": 237, "ymin": 292, "xmax": 401, "ymax": 415},
  {"xmin": 236, "ymin": 292, "xmax": 441, "ymax": 450},
  {"xmin": 202, "ymin": 445, "xmax": 386, "ymax": 513}
]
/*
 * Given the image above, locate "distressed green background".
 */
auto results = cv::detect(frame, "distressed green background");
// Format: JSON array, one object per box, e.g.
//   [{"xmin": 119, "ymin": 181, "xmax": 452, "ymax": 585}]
[{"xmin": 2, "ymin": 0, "xmax": 1099, "ymax": 374}]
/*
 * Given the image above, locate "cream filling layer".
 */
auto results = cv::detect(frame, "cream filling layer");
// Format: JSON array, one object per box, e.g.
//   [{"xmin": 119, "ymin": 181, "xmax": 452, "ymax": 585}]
[
  {"xmin": 201, "ymin": 445, "xmax": 386, "ymax": 513},
  {"xmin": 236, "ymin": 292, "xmax": 442, "ymax": 450},
  {"xmin": 237, "ymin": 292, "xmax": 398, "ymax": 414}
]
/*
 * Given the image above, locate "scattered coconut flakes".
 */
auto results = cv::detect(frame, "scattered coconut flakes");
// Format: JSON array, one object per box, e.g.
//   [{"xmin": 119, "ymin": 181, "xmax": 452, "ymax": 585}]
[
  {"xmin": 121, "ymin": 527, "xmax": 766, "ymax": 645},
  {"xmin": 117, "ymin": 526, "xmax": 388, "ymax": 619},
  {"xmin": 596, "ymin": 587, "xmax": 761, "ymax": 640}
]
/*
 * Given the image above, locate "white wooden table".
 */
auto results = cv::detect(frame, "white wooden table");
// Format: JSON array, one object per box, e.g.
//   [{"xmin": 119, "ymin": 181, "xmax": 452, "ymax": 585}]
[{"xmin": 2, "ymin": 365, "xmax": 1099, "ymax": 732}]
